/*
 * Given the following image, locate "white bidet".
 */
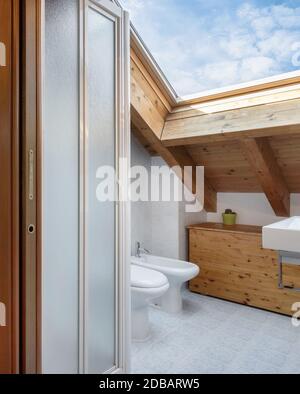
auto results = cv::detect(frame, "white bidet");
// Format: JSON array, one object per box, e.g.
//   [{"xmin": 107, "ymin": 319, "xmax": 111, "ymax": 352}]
[{"xmin": 132, "ymin": 255, "xmax": 199, "ymax": 314}]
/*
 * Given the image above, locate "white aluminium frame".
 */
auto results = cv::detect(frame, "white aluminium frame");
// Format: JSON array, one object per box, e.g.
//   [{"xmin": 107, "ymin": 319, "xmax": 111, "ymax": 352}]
[
  {"xmin": 79, "ymin": 0, "xmax": 130, "ymax": 375},
  {"xmin": 41, "ymin": 0, "xmax": 129, "ymax": 375}
]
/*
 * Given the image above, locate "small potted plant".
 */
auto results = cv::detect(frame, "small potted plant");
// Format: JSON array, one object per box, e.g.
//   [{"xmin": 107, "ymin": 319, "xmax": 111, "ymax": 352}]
[{"xmin": 222, "ymin": 209, "xmax": 237, "ymax": 226}]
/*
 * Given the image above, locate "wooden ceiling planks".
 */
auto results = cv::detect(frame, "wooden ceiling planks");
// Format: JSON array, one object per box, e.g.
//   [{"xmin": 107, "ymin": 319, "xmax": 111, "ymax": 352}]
[
  {"xmin": 186, "ymin": 141, "xmax": 260, "ymax": 193},
  {"xmin": 130, "ymin": 34, "xmax": 300, "ymax": 216}
]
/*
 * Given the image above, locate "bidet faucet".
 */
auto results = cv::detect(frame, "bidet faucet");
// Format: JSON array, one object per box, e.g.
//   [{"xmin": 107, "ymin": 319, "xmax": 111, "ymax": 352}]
[{"xmin": 136, "ymin": 242, "xmax": 150, "ymax": 258}]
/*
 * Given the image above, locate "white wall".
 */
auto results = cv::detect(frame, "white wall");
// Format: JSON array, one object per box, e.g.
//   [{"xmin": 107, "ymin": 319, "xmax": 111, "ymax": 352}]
[
  {"xmin": 131, "ymin": 135, "xmax": 153, "ymax": 256},
  {"xmin": 131, "ymin": 136, "xmax": 205, "ymax": 260},
  {"xmin": 207, "ymin": 193, "xmax": 300, "ymax": 226},
  {"xmin": 150, "ymin": 157, "xmax": 206, "ymax": 260}
]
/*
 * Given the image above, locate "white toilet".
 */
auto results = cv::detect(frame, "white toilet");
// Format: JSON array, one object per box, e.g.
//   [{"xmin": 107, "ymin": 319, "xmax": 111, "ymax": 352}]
[
  {"xmin": 131, "ymin": 265, "xmax": 169, "ymax": 342},
  {"xmin": 132, "ymin": 255, "xmax": 200, "ymax": 314}
]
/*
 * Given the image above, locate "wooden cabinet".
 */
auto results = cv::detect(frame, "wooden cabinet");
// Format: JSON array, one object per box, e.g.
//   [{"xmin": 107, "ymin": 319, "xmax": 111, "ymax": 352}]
[{"xmin": 188, "ymin": 223, "xmax": 300, "ymax": 316}]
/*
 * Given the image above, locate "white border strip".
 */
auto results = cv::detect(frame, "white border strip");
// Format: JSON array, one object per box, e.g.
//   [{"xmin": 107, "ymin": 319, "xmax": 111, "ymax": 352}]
[{"xmin": 180, "ymin": 70, "xmax": 300, "ymax": 103}]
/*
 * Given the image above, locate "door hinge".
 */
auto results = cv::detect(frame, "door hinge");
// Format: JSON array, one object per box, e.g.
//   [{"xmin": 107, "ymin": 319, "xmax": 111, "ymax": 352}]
[{"xmin": 0, "ymin": 42, "xmax": 6, "ymax": 67}]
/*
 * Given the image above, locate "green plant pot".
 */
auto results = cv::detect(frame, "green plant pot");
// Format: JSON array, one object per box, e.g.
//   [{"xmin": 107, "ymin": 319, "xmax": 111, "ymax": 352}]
[{"xmin": 222, "ymin": 213, "xmax": 237, "ymax": 226}]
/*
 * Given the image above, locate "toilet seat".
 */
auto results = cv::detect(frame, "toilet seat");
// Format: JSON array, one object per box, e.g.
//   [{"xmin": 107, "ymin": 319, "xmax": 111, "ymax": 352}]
[
  {"xmin": 131, "ymin": 265, "xmax": 168, "ymax": 289},
  {"xmin": 131, "ymin": 265, "xmax": 170, "ymax": 342}
]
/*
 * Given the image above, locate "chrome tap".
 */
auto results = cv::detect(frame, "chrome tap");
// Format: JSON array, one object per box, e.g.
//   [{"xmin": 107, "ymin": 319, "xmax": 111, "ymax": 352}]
[{"xmin": 136, "ymin": 242, "xmax": 150, "ymax": 258}]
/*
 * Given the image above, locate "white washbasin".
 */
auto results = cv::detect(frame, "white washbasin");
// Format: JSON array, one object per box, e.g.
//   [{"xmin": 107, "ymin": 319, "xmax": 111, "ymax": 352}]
[{"xmin": 263, "ymin": 217, "xmax": 300, "ymax": 253}]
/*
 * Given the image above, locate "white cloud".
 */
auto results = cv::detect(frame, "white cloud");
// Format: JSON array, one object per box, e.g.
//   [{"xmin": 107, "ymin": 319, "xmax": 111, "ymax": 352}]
[
  {"xmin": 121, "ymin": 0, "xmax": 300, "ymax": 95},
  {"xmin": 240, "ymin": 56, "xmax": 278, "ymax": 80},
  {"xmin": 121, "ymin": 0, "xmax": 148, "ymax": 16},
  {"xmin": 258, "ymin": 29, "xmax": 300, "ymax": 61},
  {"xmin": 197, "ymin": 60, "xmax": 239, "ymax": 88},
  {"xmin": 237, "ymin": 3, "xmax": 260, "ymax": 20},
  {"xmin": 219, "ymin": 34, "xmax": 258, "ymax": 60},
  {"xmin": 251, "ymin": 16, "xmax": 276, "ymax": 38},
  {"xmin": 194, "ymin": 56, "xmax": 278, "ymax": 91},
  {"xmin": 271, "ymin": 4, "xmax": 300, "ymax": 28}
]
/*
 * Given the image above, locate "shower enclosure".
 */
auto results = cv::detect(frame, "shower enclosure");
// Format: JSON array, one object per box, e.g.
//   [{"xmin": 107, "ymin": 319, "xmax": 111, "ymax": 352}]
[{"xmin": 23, "ymin": 0, "xmax": 130, "ymax": 374}]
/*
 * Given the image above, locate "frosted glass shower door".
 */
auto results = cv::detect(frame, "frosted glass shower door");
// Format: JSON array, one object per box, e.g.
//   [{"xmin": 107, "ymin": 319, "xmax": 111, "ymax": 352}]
[
  {"xmin": 42, "ymin": 0, "xmax": 129, "ymax": 374},
  {"xmin": 85, "ymin": 3, "xmax": 116, "ymax": 374},
  {"xmin": 43, "ymin": 0, "xmax": 80, "ymax": 374}
]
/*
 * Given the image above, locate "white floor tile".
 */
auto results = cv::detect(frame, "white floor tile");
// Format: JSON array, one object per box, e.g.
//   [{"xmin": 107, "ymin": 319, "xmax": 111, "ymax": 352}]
[{"xmin": 131, "ymin": 291, "xmax": 300, "ymax": 374}]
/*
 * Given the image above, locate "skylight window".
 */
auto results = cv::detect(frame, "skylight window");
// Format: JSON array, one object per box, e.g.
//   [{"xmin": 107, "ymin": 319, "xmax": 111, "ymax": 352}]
[{"xmin": 121, "ymin": 0, "xmax": 300, "ymax": 96}]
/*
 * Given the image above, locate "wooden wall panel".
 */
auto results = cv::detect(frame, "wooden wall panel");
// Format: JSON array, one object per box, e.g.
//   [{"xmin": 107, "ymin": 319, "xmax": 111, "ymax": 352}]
[{"xmin": 189, "ymin": 224, "xmax": 300, "ymax": 316}]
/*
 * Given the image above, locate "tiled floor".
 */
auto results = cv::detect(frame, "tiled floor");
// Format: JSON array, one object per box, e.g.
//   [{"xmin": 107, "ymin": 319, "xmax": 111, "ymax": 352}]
[{"xmin": 131, "ymin": 291, "xmax": 300, "ymax": 374}]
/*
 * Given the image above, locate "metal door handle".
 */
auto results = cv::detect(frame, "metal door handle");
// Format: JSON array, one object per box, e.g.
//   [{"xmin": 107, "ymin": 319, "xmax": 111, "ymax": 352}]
[{"xmin": 29, "ymin": 150, "xmax": 34, "ymax": 201}]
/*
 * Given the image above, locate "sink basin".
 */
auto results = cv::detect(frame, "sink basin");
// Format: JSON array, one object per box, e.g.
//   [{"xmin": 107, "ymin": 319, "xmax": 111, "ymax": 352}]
[{"xmin": 263, "ymin": 217, "xmax": 300, "ymax": 253}]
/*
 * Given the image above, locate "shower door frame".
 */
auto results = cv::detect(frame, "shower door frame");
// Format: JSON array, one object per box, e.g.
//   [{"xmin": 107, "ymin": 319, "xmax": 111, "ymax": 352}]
[
  {"xmin": 23, "ymin": 0, "xmax": 131, "ymax": 374},
  {"xmin": 79, "ymin": 0, "xmax": 131, "ymax": 374}
]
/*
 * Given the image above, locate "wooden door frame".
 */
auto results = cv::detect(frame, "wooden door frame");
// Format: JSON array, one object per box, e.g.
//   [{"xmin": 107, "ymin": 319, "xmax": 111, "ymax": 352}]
[
  {"xmin": 21, "ymin": 0, "xmax": 42, "ymax": 374},
  {"xmin": 11, "ymin": 0, "xmax": 20, "ymax": 374},
  {"xmin": 0, "ymin": 0, "xmax": 20, "ymax": 374}
]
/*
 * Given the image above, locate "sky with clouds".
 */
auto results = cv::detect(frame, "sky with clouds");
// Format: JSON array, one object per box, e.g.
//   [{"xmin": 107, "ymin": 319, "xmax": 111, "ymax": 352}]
[{"xmin": 120, "ymin": 0, "xmax": 300, "ymax": 96}]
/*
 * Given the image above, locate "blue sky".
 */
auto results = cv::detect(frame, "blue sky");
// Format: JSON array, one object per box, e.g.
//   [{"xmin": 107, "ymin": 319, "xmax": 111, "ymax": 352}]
[{"xmin": 120, "ymin": 0, "xmax": 300, "ymax": 95}]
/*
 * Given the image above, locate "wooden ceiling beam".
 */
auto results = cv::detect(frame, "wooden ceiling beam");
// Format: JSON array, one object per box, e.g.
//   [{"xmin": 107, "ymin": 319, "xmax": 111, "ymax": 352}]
[
  {"xmin": 162, "ymin": 98, "xmax": 300, "ymax": 147},
  {"xmin": 131, "ymin": 107, "xmax": 217, "ymax": 213},
  {"xmin": 168, "ymin": 146, "xmax": 217, "ymax": 213},
  {"xmin": 240, "ymin": 137, "xmax": 290, "ymax": 217}
]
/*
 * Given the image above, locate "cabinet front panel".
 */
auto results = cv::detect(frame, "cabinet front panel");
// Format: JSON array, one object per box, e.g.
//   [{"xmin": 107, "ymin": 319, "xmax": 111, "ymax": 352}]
[{"xmin": 189, "ymin": 228, "xmax": 300, "ymax": 316}]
